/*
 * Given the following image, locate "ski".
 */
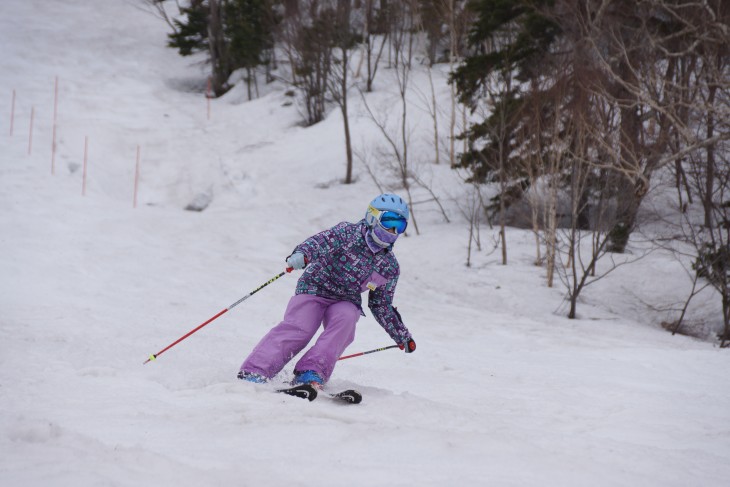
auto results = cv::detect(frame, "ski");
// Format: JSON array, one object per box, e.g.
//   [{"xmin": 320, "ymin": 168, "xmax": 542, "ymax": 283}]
[
  {"xmin": 276, "ymin": 384, "xmax": 362, "ymax": 404},
  {"xmin": 276, "ymin": 384, "xmax": 318, "ymax": 401},
  {"xmin": 329, "ymin": 389, "xmax": 362, "ymax": 404}
]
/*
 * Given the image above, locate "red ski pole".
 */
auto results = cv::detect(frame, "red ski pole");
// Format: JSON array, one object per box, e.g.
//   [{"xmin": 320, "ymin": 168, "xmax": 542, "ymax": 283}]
[
  {"xmin": 338, "ymin": 345, "xmax": 400, "ymax": 361},
  {"xmin": 144, "ymin": 268, "xmax": 293, "ymax": 364}
]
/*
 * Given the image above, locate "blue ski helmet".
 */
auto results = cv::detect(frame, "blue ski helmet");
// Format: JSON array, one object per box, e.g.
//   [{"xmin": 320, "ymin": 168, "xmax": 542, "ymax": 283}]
[{"xmin": 365, "ymin": 193, "xmax": 409, "ymax": 228}]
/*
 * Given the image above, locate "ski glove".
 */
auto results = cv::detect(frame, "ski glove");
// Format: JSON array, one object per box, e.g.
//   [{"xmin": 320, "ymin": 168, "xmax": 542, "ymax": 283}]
[
  {"xmin": 399, "ymin": 338, "xmax": 416, "ymax": 353},
  {"xmin": 286, "ymin": 252, "xmax": 308, "ymax": 270}
]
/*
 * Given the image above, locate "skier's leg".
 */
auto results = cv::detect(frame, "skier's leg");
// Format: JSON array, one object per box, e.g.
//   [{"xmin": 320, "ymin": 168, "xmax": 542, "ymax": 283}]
[
  {"xmin": 294, "ymin": 300, "xmax": 360, "ymax": 383},
  {"xmin": 240, "ymin": 294, "xmax": 327, "ymax": 379}
]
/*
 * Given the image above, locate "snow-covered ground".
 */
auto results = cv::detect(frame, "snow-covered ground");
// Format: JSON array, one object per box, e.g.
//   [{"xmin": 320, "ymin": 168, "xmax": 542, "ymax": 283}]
[{"xmin": 2, "ymin": 1, "xmax": 729, "ymax": 486}]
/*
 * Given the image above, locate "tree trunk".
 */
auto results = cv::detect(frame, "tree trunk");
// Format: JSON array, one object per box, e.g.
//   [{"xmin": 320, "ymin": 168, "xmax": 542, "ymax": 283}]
[
  {"xmin": 207, "ymin": 0, "xmax": 228, "ymax": 96},
  {"xmin": 568, "ymin": 226, "xmax": 579, "ymax": 318},
  {"xmin": 607, "ymin": 59, "xmax": 642, "ymax": 253},
  {"xmin": 427, "ymin": 68, "xmax": 440, "ymax": 164},
  {"xmin": 448, "ymin": 1, "xmax": 456, "ymax": 166},
  {"xmin": 704, "ymin": 79, "xmax": 717, "ymax": 229},
  {"xmin": 498, "ymin": 129, "xmax": 507, "ymax": 265},
  {"xmin": 607, "ymin": 175, "xmax": 642, "ymax": 253},
  {"xmin": 545, "ymin": 174, "xmax": 558, "ymax": 287},
  {"xmin": 722, "ymin": 290, "xmax": 730, "ymax": 348},
  {"xmin": 342, "ymin": 49, "xmax": 353, "ymax": 184}
]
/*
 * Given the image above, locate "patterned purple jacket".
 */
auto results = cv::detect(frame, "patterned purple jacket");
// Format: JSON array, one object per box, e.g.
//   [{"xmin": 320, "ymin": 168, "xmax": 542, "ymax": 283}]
[{"xmin": 292, "ymin": 220, "xmax": 412, "ymax": 345}]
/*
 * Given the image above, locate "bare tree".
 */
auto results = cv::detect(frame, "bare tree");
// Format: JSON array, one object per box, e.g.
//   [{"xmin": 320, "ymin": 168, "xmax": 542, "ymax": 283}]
[
  {"xmin": 458, "ymin": 182, "xmax": 484, "ymax": 267},
  {"xmin": 411, "ymin": 3, "xmax": 444, "ymax": 166},
  {"xmin": 358, "ymin": 10, "xmax": 460, "ymax": 234},
  {"xmin": 681, "ymin": 46, "xmax": 730, "ymax": 345},
  {"xmin": 572, "ymin": 0, "xmax": 730, "ymax": 252},
  {"xmin": 448, "ymin": 0, "xmax": 457, "ymax": 167},
  {"xmin": 142, "ymin": 0, "xmax": 183, "ymax": 32},
  {"xmin": 358, "ymin": 0, "xmax": 389, "ymax": 92},
  {"xmin": 279, "ymin": 1, "xmax": 336, "ymax": 125},
  {"xmin": 385, "ymin": 0, "xmax": 418, "ymax": 70},
  {"xmin": 415, "ymin": 0, "xmax": 469, "ymax": 167},
  {"xmin": 327, "ymin": 0, "xmax": 357, "ymax": 183},
  {"xmin": 359, "ymin": 71, "xmax": 421, "ymax": 234},
  {"xmin": 473, "ymin": 65, "xmax": 520, "ymax": 266}
]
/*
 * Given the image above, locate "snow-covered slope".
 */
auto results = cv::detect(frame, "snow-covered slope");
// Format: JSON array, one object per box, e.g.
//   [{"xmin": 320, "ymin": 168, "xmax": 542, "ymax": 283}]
[{"xmin": 2, "ymin": 1, "xmax": 729, "ymax": 486}]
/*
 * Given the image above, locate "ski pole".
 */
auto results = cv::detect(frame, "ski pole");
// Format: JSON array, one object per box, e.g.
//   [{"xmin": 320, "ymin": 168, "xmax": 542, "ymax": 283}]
[
  {"xmin": 338, "ymin": 345, "xmax": 400, "ymax": 361},
  {"xmin": 144, "ymin": 268, "xmax": 293, "ymax": 364}
]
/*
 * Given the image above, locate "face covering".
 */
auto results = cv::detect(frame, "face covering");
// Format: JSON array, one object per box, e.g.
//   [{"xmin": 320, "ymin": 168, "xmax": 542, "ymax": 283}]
[{"xmin": 368, "ymin": 224, "xmax": 399, "ymax": 250}]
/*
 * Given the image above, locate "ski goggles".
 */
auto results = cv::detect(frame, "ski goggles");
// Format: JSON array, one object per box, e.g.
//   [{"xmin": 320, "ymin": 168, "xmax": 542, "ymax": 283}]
[{"xmin": 377, "ymin": 211, "xmax": 408, "ymax": 234}]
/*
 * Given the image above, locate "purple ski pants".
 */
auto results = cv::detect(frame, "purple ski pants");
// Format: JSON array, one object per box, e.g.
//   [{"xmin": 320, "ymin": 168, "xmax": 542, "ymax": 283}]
[{"xmin": 240, "ymin": 294, "xmax": 360, "ymax": 383}]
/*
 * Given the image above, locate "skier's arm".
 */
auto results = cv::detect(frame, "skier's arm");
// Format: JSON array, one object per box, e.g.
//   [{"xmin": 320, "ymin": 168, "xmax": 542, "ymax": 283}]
[
  {"xmin": 291, "ymin": 222, "xmax": 349, "ymax": 264},
  {"xmin": 368, "ymin": 275, "xmax": 413, "ymax": 347}
]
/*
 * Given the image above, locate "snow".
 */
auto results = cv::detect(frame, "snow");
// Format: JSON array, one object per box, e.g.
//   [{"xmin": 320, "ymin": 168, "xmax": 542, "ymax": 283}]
[{"xmin": 1, "ymin": 1, "xmax": 729, "ymax": 486}]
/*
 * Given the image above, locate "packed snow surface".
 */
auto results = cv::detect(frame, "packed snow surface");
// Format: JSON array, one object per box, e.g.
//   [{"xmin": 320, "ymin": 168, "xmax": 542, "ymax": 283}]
[{"xmin": 1, "ymin": 1, "xmax": 729, "ymax": 486}]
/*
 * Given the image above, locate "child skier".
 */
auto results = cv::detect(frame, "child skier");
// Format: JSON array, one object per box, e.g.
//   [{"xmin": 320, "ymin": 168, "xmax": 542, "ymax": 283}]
[{"xmin": 238, "ymin": 193, "xmax": 416, "ymax": 388}]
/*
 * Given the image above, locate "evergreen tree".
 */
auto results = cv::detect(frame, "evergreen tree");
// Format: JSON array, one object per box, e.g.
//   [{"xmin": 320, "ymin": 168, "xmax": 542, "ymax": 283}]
[
  {"xmin": 166, "ymin": 0, "xmax": 275, "ymax": 98},
  {"xmin": 225, "ymin": 0, "xmax": 273, "ymax": 99},
  {"xmin": 451, "ymin": 0, "xmax": 712, "ymax": 253},
  {"xmin": 450, "ymin": 0, "xmax": 560, "ymax": 214},
  {"xmin": 447, "ymin": 2, "xmax": 544, "ymax": 267},
  {"xmin": 167, "ymin": 0, "xmax": 209, "ymax": 56}
]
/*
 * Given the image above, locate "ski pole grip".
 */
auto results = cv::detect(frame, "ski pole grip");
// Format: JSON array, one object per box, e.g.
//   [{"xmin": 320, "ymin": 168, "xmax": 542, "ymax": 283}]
[{"xmin": 286, "ymin": 267, "xmax": 294, "ymax": 273}]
